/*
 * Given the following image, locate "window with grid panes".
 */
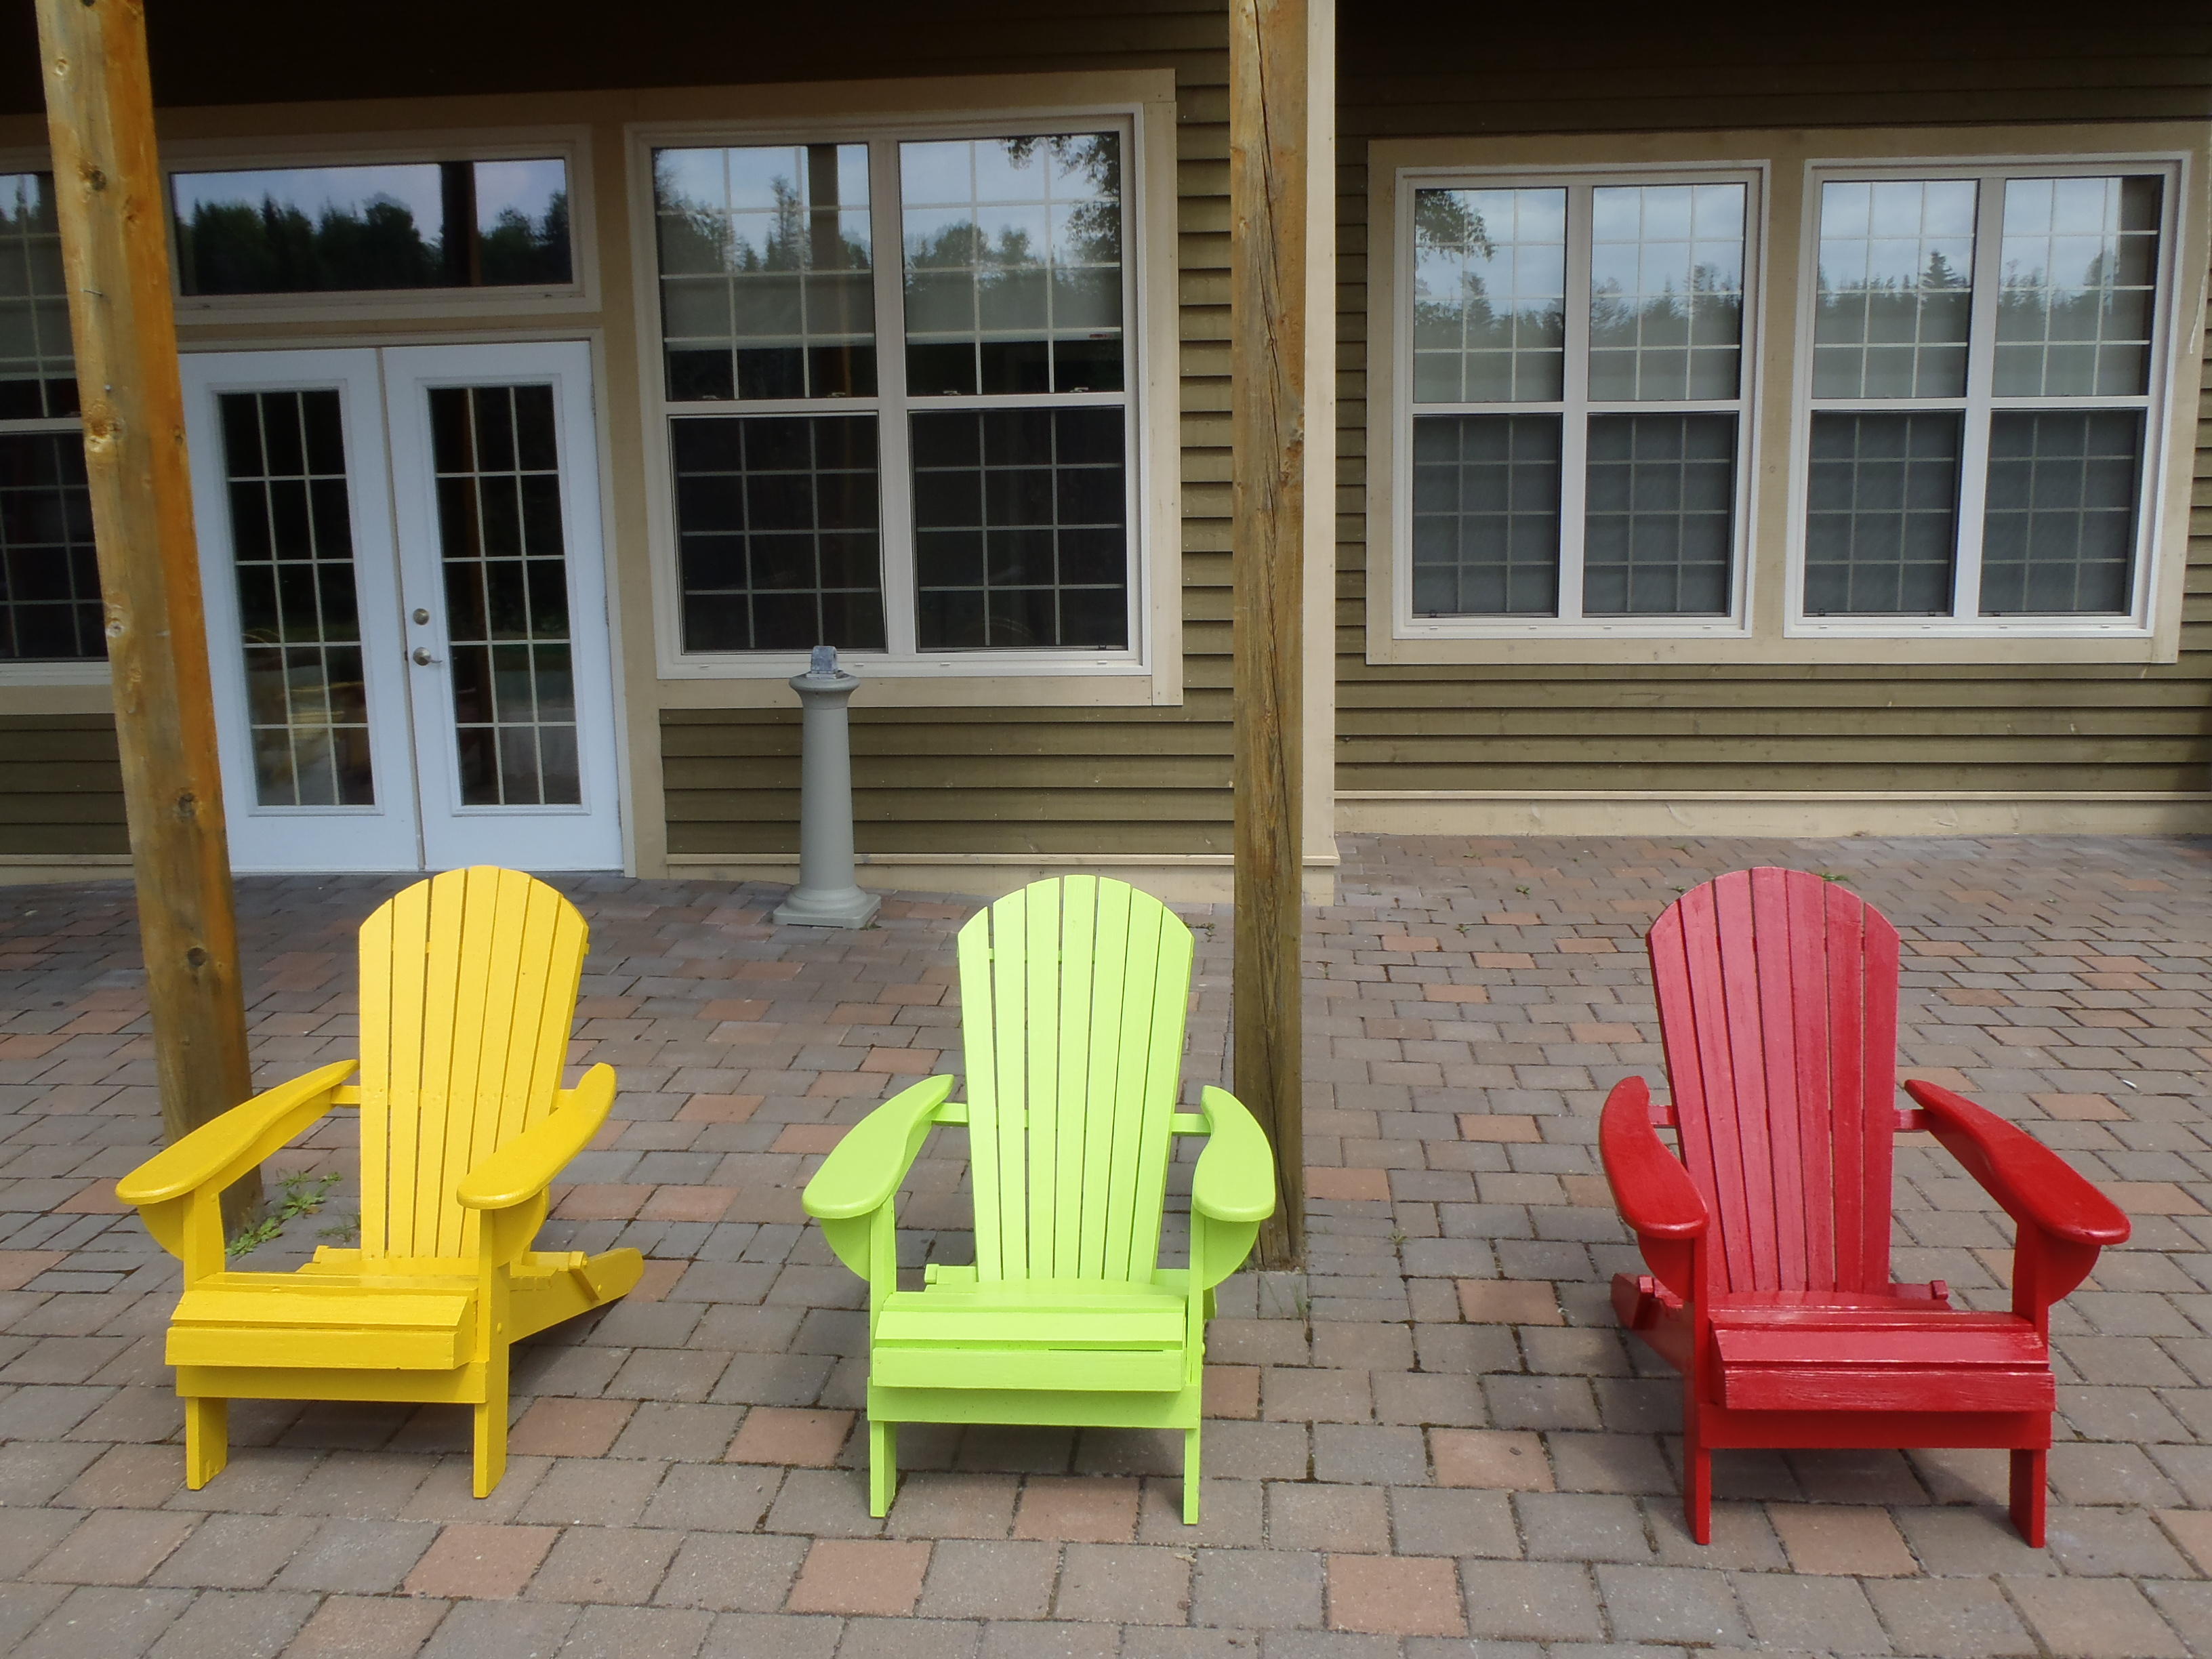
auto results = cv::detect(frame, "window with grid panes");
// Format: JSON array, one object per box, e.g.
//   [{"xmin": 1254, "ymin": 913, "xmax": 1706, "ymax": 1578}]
[
  {"xmin": 1803, "ymin": 167, "xmax": 2172, "ymax": 624},
  {"xmin": 1404, "ymin": 172, "xmax": 1753, "ymax": 626},
  {"xmin": 0, "ymin": 171, "xmax": 100, "ymax": 664},
  {"xmin": 651, "ymin": 126, "xmax": 1134, "ymax": 659}
]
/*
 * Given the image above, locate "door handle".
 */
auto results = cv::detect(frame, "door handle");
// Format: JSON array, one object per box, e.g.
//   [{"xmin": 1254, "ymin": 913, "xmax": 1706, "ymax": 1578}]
[{"xmin": 411, "ymin": 647, "xmax": 441, "ymax": 666}]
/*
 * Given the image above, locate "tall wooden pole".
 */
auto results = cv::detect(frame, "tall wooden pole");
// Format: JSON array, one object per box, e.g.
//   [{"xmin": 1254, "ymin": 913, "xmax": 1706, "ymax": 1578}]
[
  {"xmin": 36, "ymin": 0, "xmax": 258, "ymax": 1223},
  {"xmin": 1230, "ymin": 0, "xmax": 1308, "ymax": 1267}
]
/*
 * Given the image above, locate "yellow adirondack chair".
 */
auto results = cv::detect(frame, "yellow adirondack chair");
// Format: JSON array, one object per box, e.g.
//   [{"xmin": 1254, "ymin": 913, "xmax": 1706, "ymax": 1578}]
[
  {"xmin": 115, "ymin": 867, "xmax": 642, "ymax": 1496},
  {"xmin": 803, "ymin": 876, "xmax": 1275, "ymax": 1522}
]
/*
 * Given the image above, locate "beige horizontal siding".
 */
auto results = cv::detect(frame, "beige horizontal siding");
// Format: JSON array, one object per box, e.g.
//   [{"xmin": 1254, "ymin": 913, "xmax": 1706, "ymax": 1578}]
[
  {"xmin": 1336, "ymin": 12, "xmax": 2212, "ymax": 798},
  {"xmin": 0, "ymin": 716, "xmax": 128, "ymax": 855}
]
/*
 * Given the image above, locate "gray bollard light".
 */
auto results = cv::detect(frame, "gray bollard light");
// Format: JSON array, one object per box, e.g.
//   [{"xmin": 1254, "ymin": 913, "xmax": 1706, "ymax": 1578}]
[{"xmin": 773, "ymin": 646, "xmax": 881, "ymax": 929}]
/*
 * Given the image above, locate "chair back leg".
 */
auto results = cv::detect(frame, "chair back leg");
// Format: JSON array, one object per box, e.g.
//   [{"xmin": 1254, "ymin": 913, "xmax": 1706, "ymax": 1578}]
[
  {"xmin": 2009, "ymin": 1448, "xmax": 2047, "ymax": 1547},
  {"xmin": 1183, "ymin": 1424, "xmax": 1202, "ymax": 1523},
  {"xmin": 184, "ymin": 1397, "xmax": 228, "ymax": 1490},
  {"xmin": 869, "ymin": 1418, "xmax": 898, "ymax": 1517}
]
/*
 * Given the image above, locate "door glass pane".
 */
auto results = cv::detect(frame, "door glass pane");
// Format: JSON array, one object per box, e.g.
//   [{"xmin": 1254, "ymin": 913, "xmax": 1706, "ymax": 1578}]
[
  {"xmin": 901, "ymin": 133, "xmax": 1123, "ymax": 396},
  {"xmin": 1410, "ymin": 187, "xmax": 1565, "ymax": 403},
  {"xmin": 1812, "ymin": 179, "xmax": 1978, "ymax": 398},
  {"xmin": 1409, "ymin": 414, "xmax": 1561, "ymax": 616},
  {"xmin": 430, "ymin": 384, "xmax": 583, "ymax": 804},
  {"xmin": 0, "ymin": 432, "xmax": 102, "ymax": 659},
  {"xmin": 1994, "ymin": 176, "xmax": 2162, "ymax": 397},
  {"xmin": 653, "ymin": 144, "xmax": 875, "ymax": 402},
  {"xmin": 1582, "ymin": 413, "xmax": 1734, "ymax": 615},
  {"xmin": 909, "ymin": 407, "xmax": 1127, "ymax": 649},
  {"xmin": 0, "ymin": 173, "xmax": 79, "ymax": 421},
  {"xmin": 672, "ymin": 413, "xmax": 885, "ymax": 651},
  {"xmin": 215, "ymin": 389, "xmax": 374, "ymax": 806},
  {"xmin": 1589, "ymin": 184, "xmax": 1744, "ymax": 401},
  {"xmin": 1804, "ymin": 411, "xmax": 1961, "ymax": 615},
  {"xmin": 1979, "ymin": 409, "xmax": 2141, "ymax": 615},
  {"xmin": 172, "ymin": 159, "xmax": 572, "ymax": 295}
]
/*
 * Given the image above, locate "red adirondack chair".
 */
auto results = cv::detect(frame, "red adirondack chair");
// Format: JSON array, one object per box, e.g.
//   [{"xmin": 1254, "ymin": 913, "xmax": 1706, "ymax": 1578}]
[{"xmin": 1601, "ymin": 867, "xmax": 2130, "ymax": 1547}]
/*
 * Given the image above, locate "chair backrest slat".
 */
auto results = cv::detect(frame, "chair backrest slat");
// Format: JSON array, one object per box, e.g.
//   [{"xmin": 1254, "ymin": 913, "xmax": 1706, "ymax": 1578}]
[
  {"xmin": 959, "ymin": 876, "xmax": 1192, "ymax": 1284},
  {"xmin": 1648, "ymin": 867, "xmax": 1900, "ymax": 1296},
  {"xmin": 358, "ymin": 867, "xmax": 588, "ymax": 1260}
]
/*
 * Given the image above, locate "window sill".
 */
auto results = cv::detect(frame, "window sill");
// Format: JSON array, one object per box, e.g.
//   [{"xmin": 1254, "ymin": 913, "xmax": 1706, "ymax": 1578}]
[
  {"xmin": 1366, "ymin": 626, "xmax": 2177, "ymax": 668},
  {"xmin": 0, "ymin": 670, "xmax": 112, "ymax": 713},
  {"xmin": 655, "ymin": 661, "xmax": 1179, "ymax": 708}
]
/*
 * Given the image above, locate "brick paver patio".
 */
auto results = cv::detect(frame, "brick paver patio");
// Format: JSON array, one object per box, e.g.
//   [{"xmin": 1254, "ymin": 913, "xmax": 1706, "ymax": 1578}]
[{"xmin": 1, "ymin": 833, "xmax": 2209, "ymax": 1657}]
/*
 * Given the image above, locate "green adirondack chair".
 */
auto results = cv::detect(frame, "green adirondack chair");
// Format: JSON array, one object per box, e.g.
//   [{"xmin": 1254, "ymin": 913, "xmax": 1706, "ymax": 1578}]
[{"xmin": 802, "ymin": 875, "xmax": 1275, "ymax": 1522}]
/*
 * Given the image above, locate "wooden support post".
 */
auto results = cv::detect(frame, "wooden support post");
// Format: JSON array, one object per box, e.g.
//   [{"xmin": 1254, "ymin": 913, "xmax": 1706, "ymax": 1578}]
[
  {"xmin": 1230, "ymin": 0, "xmax": 1310, "ymax": 1268},
  {"xmin": 35, "ymin": 0, "xmax": 257, "ymax": 1223}
]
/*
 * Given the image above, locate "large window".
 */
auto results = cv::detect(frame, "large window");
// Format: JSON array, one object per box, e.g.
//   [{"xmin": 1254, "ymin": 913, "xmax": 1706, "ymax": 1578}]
[
  {"xmin": 650, "ymin": 124, "xmax": 1137, "ymax": 663},
  {"xmin": 0, "ymin": 171, "xmax": 100, "ymax": 665},
  {"xmin": 1404, "ymin": 171, "xmax": 1753, "ymax": 628},
  {"xmin": 1803, "ymin": 166, "xmax": 2171, "ymax": 626}
]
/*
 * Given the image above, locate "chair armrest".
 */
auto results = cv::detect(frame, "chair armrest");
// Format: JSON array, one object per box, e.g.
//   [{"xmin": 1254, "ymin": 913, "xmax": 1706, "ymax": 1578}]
[
  {"xmin": 1599, "ymin": 1077, "xmax": 1708, "ymax": 1305},
  {"xmin": 1599, "ymin": 1077, "xmax": 1708, "ymax": 1240},
  {"xmin": 1191, "ymin": 1086, "xmax": 1276, "ymax": 1224},
  {"xmin": 455, "ymin": 1065, "xmax": 617, "ymax": 1212},
  {"xmin": 116, "ymin": 1060, "xmax": 360, "ymax": 1208},
  {"xmin": 1905, "ymin": 1080, "xmax": 2131, "ymax": 1249},
  {"xmin": 802, "ymin": 1075, "xmax": 958, "ymax": 1222}
]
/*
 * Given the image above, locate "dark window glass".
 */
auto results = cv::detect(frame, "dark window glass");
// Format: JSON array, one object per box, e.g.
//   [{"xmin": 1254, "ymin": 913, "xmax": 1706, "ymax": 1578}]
[
  {"xmin": 216, "ymin": 390, "xmax": 374, "ymax": 806},
  {"xmin": 172, "ymin": 159, "xmax": 572, "ymax": 297},
  {"xmin": 0, "ymin": 173, "xmax": 79, "ymax": 421},
  {"xmin": 673, "ymin": 414, "xmax": 885, "ymax": 651},
  {"xmin": 1804, "ymin": 411, "xmax": 1961, "ymax": 615},
  {"xmin": 1582, "ymin": 413, "xmax": 1734, "ymax": 615},
  {"xmin": 0, "ymin": 431, "xmax": 101, "ymax": 660},
  {"xmin": 430, "ymin": 384, "xmax": 581, "ymax": 805},
  {"xmin": 1408, "ymin": 414, "xmax": 1561, "ymax": 616},
  {"xmin": 910, "ymin": 407, "xmax": 1126, "ymax": 649},
  {"xmin": 1980, "ymin": 409, "xmax": 2142, "ymax": 615}
]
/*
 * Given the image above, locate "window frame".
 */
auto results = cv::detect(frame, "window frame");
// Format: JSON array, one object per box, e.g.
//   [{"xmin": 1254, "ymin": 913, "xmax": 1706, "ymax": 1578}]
[
  {"xmin": 1391, "ymin": 161, "xmax": 1768, "ymax": 640},
  {"xmin": 1365, "ymin": 125, "xmax": 2209, "ymax": 668},
  {"xmin": 627, "ymin": 99, "xmax": 1176, "ymax": 693},
  {"xmin": 155, "ymin": 127, "xmax": 599, "ymax": 324},
  {"xmin": 0, "ymin": 149, "xmax": 103, "ymax": 688},
  {"xmin": 1784, "ymin": 154, "xmax": 2186, "ymax": 640}
]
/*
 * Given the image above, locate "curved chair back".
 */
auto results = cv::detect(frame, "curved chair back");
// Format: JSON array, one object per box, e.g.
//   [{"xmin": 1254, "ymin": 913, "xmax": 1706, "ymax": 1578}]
[
  {"xmin": 357, "ymin": 867, "xmax": 589, "ymax": 1259},
  {"xmin": 956, "ymin": 876, "xmax": 1194, "ymax": 1283},
  {"xmin": 1646, "ymin": 867, "xmax": 1901, "ymax": 1296}
]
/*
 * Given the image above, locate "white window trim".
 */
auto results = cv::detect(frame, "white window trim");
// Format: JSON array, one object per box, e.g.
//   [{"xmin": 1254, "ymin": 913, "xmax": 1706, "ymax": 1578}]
[
  {"xmin": 156, "ymin": 126, "xmax": 600, "ymax": 325},
  {"xmin": 1392, "ymin": 161, "xmax": 1767, "ymax": 641},
  {"xmin": 626, "ymin": 98, "xmax": 1181, "ymax": 695},
  {"xmin": 1784, "ymin": 154, "xmax": 2185, "ymax": 641},
  {"xmin": 1365, "ymin": 123, "xmax": 2211, "ymax": 668}
]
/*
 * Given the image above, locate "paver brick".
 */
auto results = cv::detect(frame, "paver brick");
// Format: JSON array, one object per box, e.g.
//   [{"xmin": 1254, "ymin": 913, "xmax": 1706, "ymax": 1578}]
[
  {"xmin": 285, "ymin": 1594, "xmax": 450, "ymax": 1658},
  {"xmin": 1326, "ymin": 1554, "xmax": 1465, "ymax": 1636},
  {"xmin": 785, "ymin": 1537, "xmax": 930, "ymax": 1616},
  {"xmin": 402, "ymin": 1521, "xmax": 558, "ymax": 1599},
  {"xmin": 1055, "ymin": 1541, "xmax": 1193, "ymax": 1624},
  {"xmin": 2003, "ymin": 1574, "xmax": 2189, "ymax": 1658},
  {"xmin": 27, "ymin": 1508, "xmax": 197, "ymax": 1584}
]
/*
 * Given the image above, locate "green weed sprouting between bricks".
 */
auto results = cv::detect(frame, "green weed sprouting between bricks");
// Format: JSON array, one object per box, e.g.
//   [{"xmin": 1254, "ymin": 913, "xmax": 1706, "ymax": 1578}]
[{"xmin": 226, "ymin": 1171, "xmax": 343, "ymax": 1257}]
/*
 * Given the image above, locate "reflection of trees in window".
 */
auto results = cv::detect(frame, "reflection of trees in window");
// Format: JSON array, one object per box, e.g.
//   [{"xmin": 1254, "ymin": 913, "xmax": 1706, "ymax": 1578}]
[
  {"xmin": 175, "ymin": 165, "xmax": 571, "ymax": 295},
  {"xmin": 905, "ymin": 134, "xmax": 1120, "ymax": 283},
  {"xmin": 652, "ymin": 157, "xmax": 869, "ymax": 276}
]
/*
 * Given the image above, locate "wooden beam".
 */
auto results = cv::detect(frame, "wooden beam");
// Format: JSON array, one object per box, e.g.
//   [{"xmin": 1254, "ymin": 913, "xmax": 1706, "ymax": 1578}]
[
  {"xmin": 1230, "ymin": 0, "xmax": 1309, "ymax": 1269},
  {"xmin": 35, "ymin": 0, "xmax": 257, "ymax": 1223}
]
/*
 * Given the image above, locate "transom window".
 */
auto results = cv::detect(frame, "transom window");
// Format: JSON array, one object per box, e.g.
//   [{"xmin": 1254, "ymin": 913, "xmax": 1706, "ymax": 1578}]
[
  {"xmin": 650, "ymin": 123, "xmax": 1136, "ymax": 661},
  {"xmin": 1402, "ymin": 171, "xmax": 1754, "ymax": 628},
  {"xmin": 168, "ymin": 158, "xmax": 573, "ymax": 298},
  {"xmin": 1, "ymin": 170, "xmax": 100, "ymax": 665},
  {"xmin": 1801, "ymin": 165, "xmax": 2173, "ymax": 626}
]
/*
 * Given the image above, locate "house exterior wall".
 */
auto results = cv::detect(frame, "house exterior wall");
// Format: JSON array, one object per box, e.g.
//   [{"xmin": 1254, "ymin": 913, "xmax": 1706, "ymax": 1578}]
[
  {"xmin": 1334, "ymin": 8, "xmax": 2212, "ymax": 836},
  {"xmin": 0, "ymin": 0, "xmax": 1311, "ymax": 895}
]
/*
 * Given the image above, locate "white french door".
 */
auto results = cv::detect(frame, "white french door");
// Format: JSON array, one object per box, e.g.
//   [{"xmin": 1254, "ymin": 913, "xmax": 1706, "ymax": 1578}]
[{"xmin": 181, "ymin": 342, "xmax": 623, "ymax": 872}]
